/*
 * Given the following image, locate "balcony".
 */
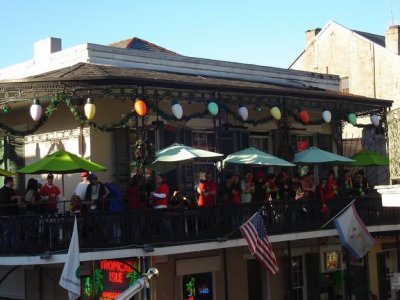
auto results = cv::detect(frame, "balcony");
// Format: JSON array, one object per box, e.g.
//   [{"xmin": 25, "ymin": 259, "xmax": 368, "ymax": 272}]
[{"xmin": 0, "ymin": 195, "xmax": 398, "ymax": 256}]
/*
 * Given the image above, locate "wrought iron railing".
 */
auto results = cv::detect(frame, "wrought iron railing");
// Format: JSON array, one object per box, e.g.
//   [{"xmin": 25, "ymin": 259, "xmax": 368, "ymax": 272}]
[{"xmin": 0, "ymin": 195, "xmax": 398, "ymax": 256}]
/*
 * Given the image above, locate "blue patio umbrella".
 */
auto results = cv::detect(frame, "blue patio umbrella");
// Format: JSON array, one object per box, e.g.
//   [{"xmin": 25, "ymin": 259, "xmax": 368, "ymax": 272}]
[
  {"xmin": 293, "ymin": 147, "xmax": 354, "ymax": 165},
  {"xmin": 223, "ymin": 147, "xmax": 295, "ymax": 167}
]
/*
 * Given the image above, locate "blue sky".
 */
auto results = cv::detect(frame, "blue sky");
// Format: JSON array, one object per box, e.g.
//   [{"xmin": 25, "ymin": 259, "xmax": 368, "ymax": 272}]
[{"xmin": 1, "ymin": 0, "xmax": 399, "ymax": 69}]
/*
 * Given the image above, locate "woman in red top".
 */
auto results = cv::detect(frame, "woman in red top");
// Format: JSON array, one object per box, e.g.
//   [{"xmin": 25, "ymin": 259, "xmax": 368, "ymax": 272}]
[
  {"xmin": 325, "ymin": 171, "xmax": 338, "ymax": 200},
  {"xmin": 126, "ymin": 174, "xmax": 145, "ymax": 209},
  {"xmin": 197, "ymin": 172, "xmax": 217, "ymax": 207},
  {"xmin": 151, "ymin": 174, "xmax": 169, "ymax": 209},
  {"xmin": 318, "ymin": 179, "xmax": 329, "ymax": 213}
]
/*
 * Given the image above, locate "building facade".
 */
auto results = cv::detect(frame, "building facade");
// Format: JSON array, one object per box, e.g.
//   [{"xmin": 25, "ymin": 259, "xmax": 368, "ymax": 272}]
[{"xmin": 0, "ymin": 36, "xmax": 394, "ymax": 300}]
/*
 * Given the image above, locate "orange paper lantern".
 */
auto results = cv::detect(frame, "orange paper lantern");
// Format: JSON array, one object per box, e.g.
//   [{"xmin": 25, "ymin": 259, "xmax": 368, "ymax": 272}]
[
  {"xmin": 298, "ymin": 110, "xmax": 309, "ymax": 124},
  {"xmin": 134, "ymin": 99, "xmax": 147, "ymax": 117}
]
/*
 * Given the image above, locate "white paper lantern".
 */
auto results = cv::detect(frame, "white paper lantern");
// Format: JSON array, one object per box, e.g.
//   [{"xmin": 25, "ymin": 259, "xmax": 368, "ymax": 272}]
[
  {"xmin": 322, "ymin": 110, "xmax": 332, "ymax": 123},
  {"xmin": 238, "ymin": 106, "xmax": 248, "ymax": 121},
  {"xmin": 370, "ymin": 114, "xmax": 380, "ymax": 127},
  {"xmin": 172, "ymin": 102, "xmax": 183, "ymax": 119},
  {"xmin": 30, "ymin": 99, "xmax": 42, "ymax": 121}
]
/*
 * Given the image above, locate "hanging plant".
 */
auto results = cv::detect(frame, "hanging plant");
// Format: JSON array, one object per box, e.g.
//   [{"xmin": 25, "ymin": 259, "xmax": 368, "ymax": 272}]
[{"xmin": 133, "ymin": 137, "xmax": 156, "ymax": 170}]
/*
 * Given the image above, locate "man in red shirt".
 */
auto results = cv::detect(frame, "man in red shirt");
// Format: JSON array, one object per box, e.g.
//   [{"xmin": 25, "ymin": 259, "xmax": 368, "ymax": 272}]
[
  {"xmin": 40, "ymin": 174, "xmax": 61, "ymax": 213},
  {"xmin": 151, "ymin": 174, "xmax": 169, "ymax": 209},
  {"xmin": 197, "ymin": 172, "xmax": 217, "ymax": 207}
]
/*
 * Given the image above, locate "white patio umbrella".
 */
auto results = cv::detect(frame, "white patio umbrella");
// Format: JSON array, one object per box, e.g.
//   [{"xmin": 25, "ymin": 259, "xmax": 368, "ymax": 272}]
[{"xmin": 150, "ymin": 143, "xmax": 223, "ymax": 172}]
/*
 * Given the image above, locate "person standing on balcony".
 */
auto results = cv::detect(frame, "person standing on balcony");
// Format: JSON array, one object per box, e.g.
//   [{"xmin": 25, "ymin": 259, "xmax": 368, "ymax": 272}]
[
  {"xmin": 301, "ymin": 171, "xmax": 316, "ymax": 200},
  {"xmin": 240, "ymin": 173, "xmax": 254, "ymax": 204},
  {"xmin": 73, "ymin": 171, "xmax": 90, "ymax": 201},
  {"xmin": 325, "ymin": 171, "xmax": 338, "ymax": 200},
  {"xmin": 85, "ymin": 173, "xmax": 110, "ymax": 211},
  {"xmin": 197, "ymin": 172, "xmax": 217, "ymax": 207},
  {"xmin": 253, "ymin": 171, "xmax": 266, "ymax": 203},
  {"xmin": 39, "ymin": 174, "xmax": 61, "ymax": 214},
  {"xmin": 151, "ymin": 174, "xmax": 169, "ymax": 209},
  {"xmin": 24, "ymin": 178, "xmax": 41, "ymax": 214},
  {"xmin": 126, "ymin": 174, "xmax": 146, "ymax": 209},
  {"xmin": 0, "ymin": 176, "xmax": 22, "ymax": 216}
]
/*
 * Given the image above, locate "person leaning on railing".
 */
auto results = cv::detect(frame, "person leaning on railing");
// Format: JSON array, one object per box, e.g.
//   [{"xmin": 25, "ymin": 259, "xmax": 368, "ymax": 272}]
[
  {"xmin": 24, "ymin": 178, "xmax": 41, "ymax": 214},
  {"xmin": 0, "ymin": 176, "xmax": 23, "ymax": 216}
]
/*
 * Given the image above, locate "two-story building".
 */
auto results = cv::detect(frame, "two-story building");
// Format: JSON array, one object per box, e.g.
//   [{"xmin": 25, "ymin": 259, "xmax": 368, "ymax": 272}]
[{"xmin": 0, "ymin": 36, "xmax": 394, "ymax": 300}]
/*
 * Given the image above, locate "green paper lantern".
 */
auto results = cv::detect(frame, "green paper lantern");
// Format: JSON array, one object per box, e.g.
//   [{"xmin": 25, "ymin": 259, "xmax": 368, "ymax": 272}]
[
  {"xmin": 347, "ymin": 113, "xmax": 357, "ymax": 126},
  {"xmin": 207, "ymin": 102, "xmax": 218, "ymax": 116}
]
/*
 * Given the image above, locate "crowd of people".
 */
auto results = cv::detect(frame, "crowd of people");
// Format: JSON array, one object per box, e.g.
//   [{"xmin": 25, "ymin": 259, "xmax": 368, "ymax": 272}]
[{"xmin": 0, "ymin": 168, "xmax": 372, "ymax": 216}]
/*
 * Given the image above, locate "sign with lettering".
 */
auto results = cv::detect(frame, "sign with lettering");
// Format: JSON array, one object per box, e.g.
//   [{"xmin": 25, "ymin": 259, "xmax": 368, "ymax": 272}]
[{"xmin": 82, "ymin": 259, "xmax": 140, "ymax": 300}]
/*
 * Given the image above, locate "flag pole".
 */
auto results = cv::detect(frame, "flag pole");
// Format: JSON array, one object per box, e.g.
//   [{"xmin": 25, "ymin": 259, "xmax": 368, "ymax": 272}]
[
  {"xmin": 320, "ymin": 199, "xmax": 356, "ymax": 229},
  {"xmin": 115, "ymin": 268, "xmax": 159, "ymax": 300}
]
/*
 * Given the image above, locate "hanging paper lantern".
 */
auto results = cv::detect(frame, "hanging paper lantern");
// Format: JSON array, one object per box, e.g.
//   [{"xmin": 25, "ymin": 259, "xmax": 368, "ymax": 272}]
[
  {"xmin": 370, "ymin": 114, "xmax": 380, "ymax": 127},
  {"xmin": 322, "ymin": 110, "xmax": 332, "ymax": 123},
  {"xmin": 207, "ymin": 102, "xmax": 218, "ymax": 116},
  {"xmin": 347, "ymin": 113, "xmax": 357, "ymax": 126},
  {"xmin": 270, "ymin": 107, "xmax": 281, "ymax": 120},
  {"xmin": 84, "ymin": 98, "xmax": 96, "ymax": 120},
  {"xmin": 171, "ymin": 101, "xmax": 183, "ymax": 120},
  {"xmin": 238, "ymin": 105, "xmax": 248, "ymax": 121},
  {"xmin": 30, "ymin": 99, "xmax": 42, "ymax": 121},
  {"xmin": 1, "ymin": 104, "xmax": 10, "ymax": 114},
  {"xmin": 298, "ymin": 110, "xmax": 310, "ymax": 124},
  {"xmin": 134, "ymin": 99, "xmax": 147, "ymax": 117}
]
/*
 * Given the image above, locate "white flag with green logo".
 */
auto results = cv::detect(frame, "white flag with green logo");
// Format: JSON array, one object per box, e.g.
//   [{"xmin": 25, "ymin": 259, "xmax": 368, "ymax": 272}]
[{"xmin": 59, "ymin": 216, "xmax": 80, "ymax": 300}]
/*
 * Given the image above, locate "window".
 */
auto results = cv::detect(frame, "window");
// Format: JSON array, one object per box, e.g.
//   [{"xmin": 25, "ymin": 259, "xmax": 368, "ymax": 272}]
[
  {"xmin": 192, "ymin": 131, "xmax": 215, "ymax": 152},
  {"xmin": 182, "ymin": 272, "xmax": 213, "ymax": 300},
  {"xmin": 292, "ymin": 255, "xmax": 304, "ymax": 300},
  {"xmin": 250, "ymin": 135, "xmax": 269, "ymax": 152},
  {"xmin": 290, "ymin": 134, "xmax": 314, "ymax": 152}
]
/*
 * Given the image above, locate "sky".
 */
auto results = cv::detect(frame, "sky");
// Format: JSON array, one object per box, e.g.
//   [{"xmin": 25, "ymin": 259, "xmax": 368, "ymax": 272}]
[{"xmin": 1, "ymin": 0, "xmax": 399, "ymax": 69}]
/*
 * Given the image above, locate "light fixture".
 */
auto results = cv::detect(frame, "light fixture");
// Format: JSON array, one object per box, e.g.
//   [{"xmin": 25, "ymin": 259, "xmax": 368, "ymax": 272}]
[
  {"xmin": 207, "ymin": 101, "xmax": 218, "ymax": 116},
  {"xmin": 298, "ymin": 109, "xmax": 309, "ymax": 125},
  {"xmin": 171, "ymin": 100, "xmax": 183, "ymax": 119},
  {"xmin": 238, "ymin": 104, "xmax": 248, "ymax": 121},
  {"xmin": 347, "ymin": 113, "xmax": 357, "ymax": 126},
  {"xmin": 270, "ymin": 106, "xmax": 281, "ymax": 120},
  {"xmin": 134, "ymin": 99, "xmax": 147, "ymax": 117},
  {"xmin": 322, "ymin": 110, "xmax": 332, "ymax": 123},
  {"xmin": 254, "ymin": 104, "xmax": 262, "ymax": 112},
  {"xmin": 370, "ymin": 113, "xmax": 380, "ymax": 127},
  {"xmin": 30, "ymin": 99, "xmax": 42, "ymax": 121},
  {"xmin": 84, "ymin": 98, "xmax": 96, "ymax": 120}
]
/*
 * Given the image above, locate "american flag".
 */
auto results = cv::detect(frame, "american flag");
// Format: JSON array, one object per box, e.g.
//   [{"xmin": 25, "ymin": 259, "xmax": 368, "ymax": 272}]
[{"xmin": 240, "ymin": 211, "xmax": 279, "ymax": 275}]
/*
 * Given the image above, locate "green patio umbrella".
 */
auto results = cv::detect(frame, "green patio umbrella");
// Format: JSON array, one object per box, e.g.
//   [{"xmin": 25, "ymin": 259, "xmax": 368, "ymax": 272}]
[
  {"xmin": 17, "ymin": 149, "xmax": 106, "ymax": 174},
  {"xmin": 17, "ymin": 149, "xmax": 107, "ymax": 196},
  {"xmin": 150, "ymin": 143, "xmax": 223, "ymax": 172},
  {"xmin": 0, "ymin": 168, "xmax": 16, "ymax": 176},
  {"xmin": 350, "ymin": 150, "xmax": 389, "ymax": 167},
  {"xmin": 222, "ymin": 147, "xmax": 295, "ymax": 167},
  {"xmin": 293, "ymin": 147, "xmax": 354, "ymax": 164}
]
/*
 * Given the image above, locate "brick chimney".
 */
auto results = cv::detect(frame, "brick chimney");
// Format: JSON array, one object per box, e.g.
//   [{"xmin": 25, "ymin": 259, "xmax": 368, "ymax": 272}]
[
  {"xmin": 34, "ymin": 37, "xmax": 62, "ymax": 64},
  {"xmin": 305, "ymin": 28, "xmax": 321, "ymax": 46},
  {"xmin": 385, "ymin": 25, "xmax": 400, "ymax": 54}
]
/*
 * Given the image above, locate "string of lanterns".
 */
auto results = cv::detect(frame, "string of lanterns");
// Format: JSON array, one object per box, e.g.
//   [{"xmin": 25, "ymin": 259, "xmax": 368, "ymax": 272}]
[
  {"xmin": 0, "ymin": 93, "xmax": 383, "ymax": 136},
  {"xmin": 28, "ymin": 96, "xmax": 384, "ymax": 128}
]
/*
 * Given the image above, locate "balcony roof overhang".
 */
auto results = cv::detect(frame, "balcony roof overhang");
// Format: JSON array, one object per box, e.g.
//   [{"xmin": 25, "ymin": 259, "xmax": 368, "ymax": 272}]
[{"xmin": 0, "ymin": 62, "xmax": 393, "ymax": 116}]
